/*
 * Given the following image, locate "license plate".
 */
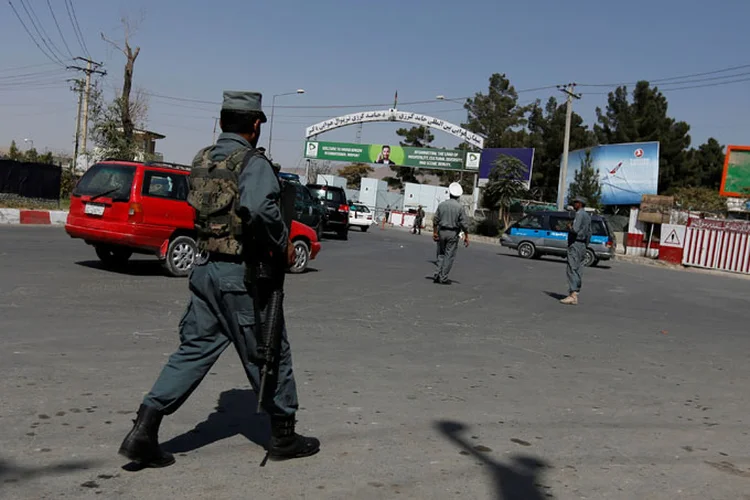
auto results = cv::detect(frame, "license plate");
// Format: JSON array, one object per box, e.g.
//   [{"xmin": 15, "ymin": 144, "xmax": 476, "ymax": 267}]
[{"xmin": 84, "ymin": 203, "xmax": 105, "ymax": 216}]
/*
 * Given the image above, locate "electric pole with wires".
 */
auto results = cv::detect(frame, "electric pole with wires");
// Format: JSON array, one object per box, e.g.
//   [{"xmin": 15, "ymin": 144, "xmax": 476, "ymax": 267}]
[
  {"xmin": 556, "ymin": 83, "xmax": 581, "ymax": 210},
  {"xmin": 67, "ymin": 57, "xmax": 106, "ymax": 161},
  {"xmin": 67, "ymin": 77, "xmax": 85, "ymax": 168}
]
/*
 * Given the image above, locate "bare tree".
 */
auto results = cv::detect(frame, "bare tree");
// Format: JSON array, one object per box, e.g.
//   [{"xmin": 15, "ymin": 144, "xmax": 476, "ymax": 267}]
[
  {"xmin": 307, "ymin": 160, "xmax": 334, "ymax": 183},
  {"xmin": 101, "ymin": 16, "xmax": 142, "ymax": 145}
]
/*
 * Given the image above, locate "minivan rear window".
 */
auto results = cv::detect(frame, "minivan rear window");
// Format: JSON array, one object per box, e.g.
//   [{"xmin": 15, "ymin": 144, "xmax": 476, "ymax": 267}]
[{"xmin": 73, "ymin": 163, "xmax": 135, "ymax": 201}]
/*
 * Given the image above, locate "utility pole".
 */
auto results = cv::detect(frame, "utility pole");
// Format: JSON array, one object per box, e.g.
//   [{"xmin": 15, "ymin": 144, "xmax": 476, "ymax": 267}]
[
  {"xmin": 556, "ymin": 83, "xmax": 581, "ymax": 210},
  {"xmin": 67, "ymin": 57, "xmax": 106, "ymax": 161},
  {"xmin": 67, "ymin": 78, "xmax": 85, "ymax": 169}
]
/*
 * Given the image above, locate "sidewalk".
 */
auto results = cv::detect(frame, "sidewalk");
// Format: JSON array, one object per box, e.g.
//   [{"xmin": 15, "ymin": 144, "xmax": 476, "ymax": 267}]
[{"xmin": 0, "ymin": 208, "xmax": 68, "ymax": 225}]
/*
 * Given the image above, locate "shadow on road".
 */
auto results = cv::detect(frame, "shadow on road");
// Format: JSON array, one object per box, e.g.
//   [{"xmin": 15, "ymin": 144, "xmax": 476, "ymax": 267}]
[
  {"xmin": 497, "ymin": 253, "xmax": 612, "ymax": 269},
  {"xmin": 543, "ymin": 291, "xmax": 568, "ymax": 301},
  {"xmin": 0, "ymin": 457, "xmax": 98, "ymax": 484},
  {"xmin": 161, "ymin": 389, "xmax": 270, "ymax": 455},
  {"xmin": 75, "ymin": 260, "xmax": 170, "ymax": 277},
  {"xmin": 434, "ymin": 420, "xmax": 553, "ymax": 500}
]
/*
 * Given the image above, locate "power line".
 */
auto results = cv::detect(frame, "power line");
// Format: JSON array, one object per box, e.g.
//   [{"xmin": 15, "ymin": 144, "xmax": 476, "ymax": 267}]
[
  {"xmin": 0, "ymin": 62, "xmax": 59, "ymax": 74},
  {"xmin": 68, "ymin": 0, "xmax": 90, "ymax": 56},
  {"xmin": 8, "ymin": 1, "xmax": 63, "ymax": 67},
  {"xmin": 64, "ymin": 0, "xmax": 89, "ymax": 57},
  {"xmin": 47, "ymin": 0, "xmax": 74, "ymax": 59},
  {"xmin": 18, "ymin": 0, "xmax": 67, "ymax": 65},
  {"xmin": 578, "ymin": 63, "xmax": 750, "ymax": 88}
]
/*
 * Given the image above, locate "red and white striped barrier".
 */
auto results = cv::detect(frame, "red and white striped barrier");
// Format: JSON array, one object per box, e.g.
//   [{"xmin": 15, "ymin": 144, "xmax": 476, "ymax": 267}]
[
  {"xmin": 0, "ymin": 209, "xmax": 68, "ymax": 225},
  {"xmin": 682, "ymin": 218, "xmax": 750, "ymax": 274},
  {"xmin": 626, "ymin": 208, "xmax": 659, "ymax": 257}
]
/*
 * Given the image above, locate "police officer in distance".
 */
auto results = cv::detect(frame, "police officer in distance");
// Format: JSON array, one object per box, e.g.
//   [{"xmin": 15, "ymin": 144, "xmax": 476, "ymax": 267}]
[
  {"xmin": 560, "ymin": 196, "xmax": 592, "ymax": 305},
  {"xmin": 432, "ymin": 182, "xmax": 469, "ymax": 284},
  {"xmin": 118, "ymin": 91, "xmax": 320, "ymax": 467}
]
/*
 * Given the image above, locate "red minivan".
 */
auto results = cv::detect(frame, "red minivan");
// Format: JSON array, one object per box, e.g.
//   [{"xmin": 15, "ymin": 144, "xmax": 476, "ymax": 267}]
[{"xmin": 65, "ymin": 160, "xmax": 320, "ymax": 276}]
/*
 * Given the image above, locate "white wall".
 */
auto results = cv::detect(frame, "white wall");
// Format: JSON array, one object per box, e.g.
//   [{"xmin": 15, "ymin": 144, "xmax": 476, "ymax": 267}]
[
  {"xmin": 403, "ymin": 183, "xmax": 450, "ymax": 213},
  {"xmin": 360, "ymin": 177, "xmax": 390, "ymax": 211},
  {"xmin": 316, "ymin": 174, "xmax": 347, "ymax": 189}
]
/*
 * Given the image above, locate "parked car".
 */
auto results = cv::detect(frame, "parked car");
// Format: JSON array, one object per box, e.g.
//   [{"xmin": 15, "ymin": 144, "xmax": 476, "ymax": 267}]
[
  {"xmin": 500, "ymin": 210, "xmax": 615, "ymax": 267},
  {"xmin": 280, "ymin": 176, "xmax": 325, "ymax": 239},
  {"xmin": 348, "ymin": 202, "xmax": 374, "ymax": 231},
  {"xmin": 65, "ymin": 159, "xmax": 321, "ymax": 276},
  {"xmin": 306, "ymin": 183, "xmax": 349, "ymax": 240}
]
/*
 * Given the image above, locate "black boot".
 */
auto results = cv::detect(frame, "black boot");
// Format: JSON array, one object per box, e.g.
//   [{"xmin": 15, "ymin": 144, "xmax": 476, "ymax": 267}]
[
  {"xmin": 118, "ymin": 404, "xmax": 175, "ymax": 468},
  {"xmin": 268, "ymin": 416, "xmax": 320, "ymax": 461}
]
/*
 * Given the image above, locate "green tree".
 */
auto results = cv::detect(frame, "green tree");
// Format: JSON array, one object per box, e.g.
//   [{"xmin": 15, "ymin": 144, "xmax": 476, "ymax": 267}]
[
  {"xmin": 673, "ymin": 186, "xmax": 727, "ymax": 214},
  {"xmin": 684, "ymin": 138, "xmax": 725, "ymax": 189},
  {"xmin": 38, "ymin": 152, "xmax": 55, "ymax": 164},
  {"xmin": 23, "ymin": 148, "xmax": 39, "ymax": 163},
  {"xmin": 567, "ymin": 149, "xmax": 602, "ymax": 210},
  {"xmin": 481, "ymin": 154, "xmax": 529, "ymax": 229},
  {"xmin": 595, "ymin": 81, "xmax": 691, "ymax": 194},
  {"xmin": 464, "ymin": 73, "xmax": 533, "ymax": 148},
  {"xmin": 338, "ymin": 163, "xmax": 374, "ymax": 189},
  {"xmin": 527, "ymin": 97, "xmax": 596, "ymax": 201},
  {"xmin": 8, "ymin": 140, "xmax": 23, "ymax": 160}
]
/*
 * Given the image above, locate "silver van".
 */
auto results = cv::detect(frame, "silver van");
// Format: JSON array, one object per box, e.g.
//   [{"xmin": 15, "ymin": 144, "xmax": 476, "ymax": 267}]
[{"xmin": 500, "ymin": 211, "xmax": 615, "ymax": 267}]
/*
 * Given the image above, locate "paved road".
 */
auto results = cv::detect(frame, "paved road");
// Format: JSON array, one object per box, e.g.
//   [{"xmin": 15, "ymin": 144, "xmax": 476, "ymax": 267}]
[{"xmin": 1, "ymin": 226, "xmax": 748, "ymax": 499}]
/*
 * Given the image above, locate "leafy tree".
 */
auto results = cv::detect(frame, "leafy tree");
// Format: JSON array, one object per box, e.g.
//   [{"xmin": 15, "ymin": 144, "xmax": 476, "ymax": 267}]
[
  {"xmin": 595, "ymin": 81, "xmax": 691, "ymax": 194},
  {"xmin": 23, "ymin": 148, "xmax": 39, "ymax": 163},
  {"xmin": 567, "ymin": 149, "xmax": 602, "ymax": 210},
  {"xmin": 38, "ymin": 152, "xmax": 55, "ymax": 164},
  {"xmin": 481, "ymin": 154, "xmax": 529, "ymax": 229},
  {"xmin": 684, "ymin": 138, "xmax": 725, "ymax": 189},
  {"xmin": 527, "ymin": 97, "xmax": 596, "ymax": 201},
  {"xmin": 338, "ymin": 163, "xmax": 374, "ymax": 189},
  {"xmin": 8, "ymin": 140, "xmax": 23, "ymax": 160},
  {"xmin": 464, "ymin": 73, "xmax": 533, "ymax": 148},
  {"xmin": 673, "ymin": 186, "xmax": 727, "ymax": 214}
]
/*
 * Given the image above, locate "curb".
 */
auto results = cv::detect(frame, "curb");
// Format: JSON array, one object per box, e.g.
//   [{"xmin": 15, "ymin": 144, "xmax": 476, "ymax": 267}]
[{"xmin": 0, "ymin": 209, "xmax": 68, "ymax": 225}]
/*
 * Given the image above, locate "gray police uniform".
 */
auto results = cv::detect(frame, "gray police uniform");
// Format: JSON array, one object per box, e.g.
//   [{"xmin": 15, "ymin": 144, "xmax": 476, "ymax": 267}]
[
  {"xmin": 142, "ymin": 132, "xmax": 298, "ymax": 418},
  {"xmin": 433, "ymin": 198, "xmax": 468, "ymax": 282},
  {"xmin": 566, "ymin": 208, "xmax": 592, "ymax": 294}
]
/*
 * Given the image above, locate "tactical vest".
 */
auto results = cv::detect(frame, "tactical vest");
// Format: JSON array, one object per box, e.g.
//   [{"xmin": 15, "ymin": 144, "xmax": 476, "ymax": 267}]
[{"xmin": 187, "ymin": 146, "xmax": 260, "ymax": 256}]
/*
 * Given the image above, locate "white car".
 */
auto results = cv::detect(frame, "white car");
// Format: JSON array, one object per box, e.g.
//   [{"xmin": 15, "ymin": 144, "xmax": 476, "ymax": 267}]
[{"xmin": 348, "ymin": 203, "xmax": 374, "ymax": 232}]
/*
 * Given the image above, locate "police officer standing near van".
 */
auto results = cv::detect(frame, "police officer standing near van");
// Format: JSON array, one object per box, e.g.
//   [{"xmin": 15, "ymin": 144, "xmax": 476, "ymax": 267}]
[
  {"xmin": 560, "ymin": 196, "xmax": 592, "ymax": 305},
  {"xmin": 432, "ymin": 182, "xmax": 469, "ymax": 284},
  {"xmin": 118, "ymin": 91, "xmax": 320, "ymax": 468}
]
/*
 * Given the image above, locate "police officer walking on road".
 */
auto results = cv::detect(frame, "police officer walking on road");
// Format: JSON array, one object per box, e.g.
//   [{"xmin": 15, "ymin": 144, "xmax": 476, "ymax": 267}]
[
  {"xmin": 560, "ymin": 196, "xmax": 592, "ymax": 306},
  {"xmin": 118, "ymin": 91, "xmax": 320, "ymax": 468},
  {"xmin": 432, "ymin": 182, "xmax": 469, "ymax": 284}
]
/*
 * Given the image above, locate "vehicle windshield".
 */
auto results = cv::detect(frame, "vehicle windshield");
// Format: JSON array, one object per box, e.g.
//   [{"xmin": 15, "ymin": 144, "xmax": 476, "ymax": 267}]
[
  {"xmin": 592, "ymin": 220, "xmax": 608, "ymax": 236},
  {"xmin": 309, "ymin": 187, "xmax": 345, "ymax": 204},
  {"xmin": 73, "ymin": 163, "xmax": 136, "ymax": 201}
]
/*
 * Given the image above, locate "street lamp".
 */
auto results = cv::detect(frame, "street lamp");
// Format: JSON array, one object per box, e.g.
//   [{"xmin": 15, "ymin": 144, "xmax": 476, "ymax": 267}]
[{"xmin": 267, "ymin": 89, "xmax": 305, "ymax": 160}]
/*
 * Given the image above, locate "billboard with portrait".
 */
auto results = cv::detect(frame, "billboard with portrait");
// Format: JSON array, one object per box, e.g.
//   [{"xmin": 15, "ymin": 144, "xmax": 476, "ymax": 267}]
[{"xmin": 563, "ymin": 142, "xmax": 660, "ymax": 205}]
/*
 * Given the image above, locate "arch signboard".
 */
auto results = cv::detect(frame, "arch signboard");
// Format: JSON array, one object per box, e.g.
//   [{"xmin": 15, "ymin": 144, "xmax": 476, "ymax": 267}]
[{"xmin": 305, "ymin": 109, "xmax": 485, "ymax": 149}]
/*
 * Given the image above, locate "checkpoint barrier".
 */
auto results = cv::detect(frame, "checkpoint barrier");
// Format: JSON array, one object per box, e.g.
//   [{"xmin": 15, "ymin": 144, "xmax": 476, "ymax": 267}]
[
  {"xmin": 682, "ymin": 218, "xmax": 750, "ymax": 274},
  {"xmin": 389, "ymin": 211, "xmax": 418, "ymax": 229}
]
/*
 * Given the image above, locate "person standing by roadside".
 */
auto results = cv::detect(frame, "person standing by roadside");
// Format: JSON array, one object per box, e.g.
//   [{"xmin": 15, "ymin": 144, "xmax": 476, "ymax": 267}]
[
  {"xmin": 432, "ymin": 183, "xmax": 469, "ymax": 284},
  {"xmin": 412, "ymin": 205, "xmax": 425, "ymax": 235},
  {"xmin": 560, "ymin": 196, "xmax": 592, "ymax": 305}
]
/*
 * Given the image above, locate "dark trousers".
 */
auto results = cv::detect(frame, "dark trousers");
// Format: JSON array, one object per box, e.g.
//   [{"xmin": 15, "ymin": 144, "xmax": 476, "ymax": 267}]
[{"xmin": 142, "ymin": 260, "xmax": 299, "ymax": 418}]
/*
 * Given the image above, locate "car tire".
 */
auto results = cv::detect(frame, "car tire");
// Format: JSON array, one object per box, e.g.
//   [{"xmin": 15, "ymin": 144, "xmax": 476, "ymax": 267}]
[
  {"xmin": 338, "ymin": 228, "xmax": 348, "ymax": 240},
  {"xmin": 95, "ymin": 245, "xmax": 132, "ymax": 268},
  {"xmin": 583, "ymin": 249, "xmax": 597, "ymax": 267},
  {"xmin": 361, "ymin": 225, "xmax": 369, "ymax": 232},
  {"xmin": 289, "ymin": 239, "xmax": 310, "ymax": 274},
  {"xmin": 162, "ymin": 235, "xmax": 197, "ymax": 277},
  {"xmin": 517, "ymin": 241, "xmax": 536, "ymax": 259}
]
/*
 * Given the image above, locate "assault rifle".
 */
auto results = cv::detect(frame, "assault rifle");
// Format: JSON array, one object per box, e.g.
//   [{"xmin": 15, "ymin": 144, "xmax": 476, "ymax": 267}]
[{"xmin": 253, "ymin": 178, "xmax": 296, "ymax": 413}]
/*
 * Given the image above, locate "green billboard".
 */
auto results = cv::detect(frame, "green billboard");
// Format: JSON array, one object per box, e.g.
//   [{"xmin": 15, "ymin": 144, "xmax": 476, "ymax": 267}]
[{"xmin": 304, "ymin": 141, "xmax": 480, "ymax": 171}]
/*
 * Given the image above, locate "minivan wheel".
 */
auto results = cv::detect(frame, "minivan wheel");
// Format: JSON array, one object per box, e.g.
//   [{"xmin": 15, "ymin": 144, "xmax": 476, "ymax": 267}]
[
  {"xmin": 95, "ymin": 245, "xmax": 132, "ymax": 268},
  {"xmin": 517, "ymin": 241, "xmax": 536, "ymax": 259},
  {"xmin": 338, "ymin": 227, "xmax": 348, "ymax": 241},
  {"xmin": 583, "ymin": 249, "xmax": 597, "ymax": 267},
  {"xmin": 289, "ymin": 239, "xmax": 310, "ymax": 274},
  {"xmin": 163, "ymin": 236, "xmax": 197, "ymax": 277}
]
